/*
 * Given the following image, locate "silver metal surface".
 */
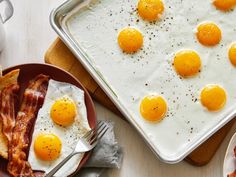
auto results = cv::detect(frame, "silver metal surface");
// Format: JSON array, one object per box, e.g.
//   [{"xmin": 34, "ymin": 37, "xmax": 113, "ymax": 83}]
[{"xmin": 50, "ymin": 0, "xmax": 236, "ymax": 164}]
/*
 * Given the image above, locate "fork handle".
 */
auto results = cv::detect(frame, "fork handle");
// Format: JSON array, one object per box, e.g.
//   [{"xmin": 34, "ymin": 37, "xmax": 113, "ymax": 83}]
[{"xmin": 44, "ymin": 151, "xmax": 76, "ymax": 177}]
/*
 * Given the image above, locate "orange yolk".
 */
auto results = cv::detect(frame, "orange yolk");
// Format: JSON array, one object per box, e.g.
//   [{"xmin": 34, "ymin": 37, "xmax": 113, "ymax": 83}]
[
  {"xmin": 34, "ymin": 134, "xmax": 62, "ymax": 161},
  {"xmin": 118, "ymin": 27, "xmax": 143, "ymax": 53},
  {"xmin": 213, "ymin": 0, "xmax": 236, "ymax": 11},
  {"xmin": 200, "ymin": 85, "xmax": 226, "ymax": 111},
  {"xmin": 173, "ymin": 50, "xmax": 201, "ymax": 77},
  {"xmin": 50, "ymin": 97, "xmax": 76, "ymax": 126},
  {"xmin": 140, "ymin": 95, "xmax": 167, "ymax": 122},
  {"xmin": 137, "ymin": 0, "xmax": 164, "ymax": 21},
  {"xmin": 229, "ymin": 42, "xmax": 236, "ymax": 66},
  {"xmin": 196, "ymin": 22, "xmax": 222, "ymax": 46}
]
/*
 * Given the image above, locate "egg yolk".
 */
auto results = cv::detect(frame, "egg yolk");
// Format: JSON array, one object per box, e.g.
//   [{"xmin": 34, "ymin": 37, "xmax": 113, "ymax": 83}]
[
  {"xmin": 213, "ymin": 0, "xmax": 236, "ymax": 11},
  {"xmin": 200, "ymin": 85, "xmax": 226, "ymax": 111},
  {"xmin": 137, "ymin": 0, "xmax": 164, "ymax": 21},
  {"xmin": 140, "ymin": 95, "xmax": 167, "ymax": 122},
  {"xmin": 50, "ymin": 97, "xmax": 76, "ymax": 126},
  {"xmin": 196, "ymin": 22, "xmax": 222, "ymax": 46},
  {"xmin": 229, "ymin": 43, "xmax": 236, "ymax": 66},
  {"xmin": 118, "ymin": 27, "xmax": 143, "ymax": 53},
  {"xmin": 34, "ymin": 134, "xmax": 62, "ymax": 161},
  {"xmin": 173, "ymin": 50, "xmax": 201, "ymax": 77}
]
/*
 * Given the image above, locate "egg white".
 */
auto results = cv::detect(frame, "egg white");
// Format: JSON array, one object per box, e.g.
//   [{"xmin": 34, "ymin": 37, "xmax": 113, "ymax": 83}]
[
  {"xmin": 28, "ymin": 79, "xmax": 90, "ymax": 177},
  {"xmin": 65, "ymin": 0, "xmax": 236, "ymax": 160}
]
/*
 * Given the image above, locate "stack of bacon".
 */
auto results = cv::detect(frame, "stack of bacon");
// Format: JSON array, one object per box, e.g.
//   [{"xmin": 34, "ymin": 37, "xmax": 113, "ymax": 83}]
[
  {"xmin": 0, "ymin": 69, "xmax": 49, "ymax": 177},
  {"xmin": 228, "ymin": 147, "xmax": 236, "ymax": 177}
]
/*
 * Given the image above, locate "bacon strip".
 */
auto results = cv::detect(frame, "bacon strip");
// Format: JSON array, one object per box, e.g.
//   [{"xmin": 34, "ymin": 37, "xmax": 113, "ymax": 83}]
[
  {"xmin": 0, "ymin": 84, "xmax": 19, "ymax": 144},
  {"xmin": 0, "ymin": 84, "xmax": 19, "ymax": 162},
  {"xmin": 7, "ymin": 74, "xmax": 49, "ymax": 177},
  {"xmin": 0, "ymin": 69, "xmax": 20, "ymax": 159}
]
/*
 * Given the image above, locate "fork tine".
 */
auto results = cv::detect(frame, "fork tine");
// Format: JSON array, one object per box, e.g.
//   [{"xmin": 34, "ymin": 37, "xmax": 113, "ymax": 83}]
[
  {"xmin": 96, "ymin": 121, "xmax": 104, "ymax": 130},
  {"xmin": 83, "ymin": 129, "xmax": 93, "ymax": 138},
  {"xmin": 88, "ymin": 139, "xmax": 98, "ymax": 149},
  {"xmin": 85, "ymin": 122, "xmax": 105, "ymax": 141},
  {"xmin": 96, "ymin": 121, "xmax": 103, "ymax": 127},
  {"xmin": 83, "ymin": 121, "xmax": 103, "ymax": 139},
  {"xmin": 90, "ymin": 128, "xmax": 108, "ymax": 145},
  {"xmin": 90, "ymin": 125, "xmax": 109, "ymax": 144},
  {"xmin": 83, "ymin": 129, "xmax": 93, "ymax": 139},
  {"xmin": 97, "ymin": 126, "xmax": 109, "ymax": 140}
]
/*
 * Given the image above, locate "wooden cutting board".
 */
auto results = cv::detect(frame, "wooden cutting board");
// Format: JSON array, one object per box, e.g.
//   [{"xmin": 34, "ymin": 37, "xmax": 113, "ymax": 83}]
[{"xmin": 45, "ymin": 38, "xmax": 236, "ymax": 166}]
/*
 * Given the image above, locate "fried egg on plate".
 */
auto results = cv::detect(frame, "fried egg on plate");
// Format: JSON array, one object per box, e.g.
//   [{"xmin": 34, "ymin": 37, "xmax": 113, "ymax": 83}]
[{"xmin": 28, "ymin": 79, "xmax": 90, "ymax": 177}]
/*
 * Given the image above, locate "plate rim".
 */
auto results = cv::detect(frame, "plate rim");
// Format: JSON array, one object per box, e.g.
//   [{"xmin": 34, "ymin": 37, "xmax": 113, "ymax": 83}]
[{"xmin": 1, "ymin": 62, "xmax": 97, "ymax": 177}]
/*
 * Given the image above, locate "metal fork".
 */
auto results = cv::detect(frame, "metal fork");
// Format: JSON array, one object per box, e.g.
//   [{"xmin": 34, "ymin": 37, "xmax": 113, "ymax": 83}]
[{"xmin": 44, "ymin": 121, "xmax": 109, "ymax": 177}]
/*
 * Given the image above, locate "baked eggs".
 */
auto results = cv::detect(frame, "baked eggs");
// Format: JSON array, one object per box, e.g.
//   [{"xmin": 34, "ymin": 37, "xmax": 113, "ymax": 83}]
[
  {"xmin": 200, "ymin": 84, "xmax": 227, "ymax": 111},
  {"xmin": 137, "ymin": 0, "xmax": 164, "ymax": 21},
  {"xmin": 229, "ymin": 42, "xmax": 236, "ymax": 66},
  {"xmin": 173, "ymin": 50, "xmax": 201, "ymax": 77},
  {"xmin": 140, "ymin": 95, "xmax": 167, "ymax": 122},
  {"xmin": 118, "ymin": 27, "xmax": 143, "ymax": 53},
  {"xmin": 196, "ymin": 22, "xmax": 222, "ymax": 46},
  {"xmin": 213, "ymin": 0, "xmax": 236, "ymax": 11}
]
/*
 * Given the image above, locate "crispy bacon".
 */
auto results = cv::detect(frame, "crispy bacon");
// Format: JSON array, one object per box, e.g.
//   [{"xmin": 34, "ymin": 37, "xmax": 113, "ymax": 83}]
[
  {"xmin": 7, "ymin": 74, "xmax": 49, "ymax": 177},
  {"xmin": 0, "ymin": 84, "xmax": 19, "ymax": 162},
  {"xmin": 0, "ymin": 84, "xmax": 19, "ymax": 144}
]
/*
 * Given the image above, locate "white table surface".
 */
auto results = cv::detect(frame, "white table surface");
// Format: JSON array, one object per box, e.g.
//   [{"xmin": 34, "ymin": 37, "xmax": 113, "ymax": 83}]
[{"xmin": 0, "ymin": 0, "xmax": 236, "ymax": 177}]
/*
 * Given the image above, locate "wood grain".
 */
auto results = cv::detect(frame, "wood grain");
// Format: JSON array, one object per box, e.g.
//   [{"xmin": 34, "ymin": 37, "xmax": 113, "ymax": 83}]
[{"xmin": 45, "ymin": 38, "xmax": 236, "ymax": 166}]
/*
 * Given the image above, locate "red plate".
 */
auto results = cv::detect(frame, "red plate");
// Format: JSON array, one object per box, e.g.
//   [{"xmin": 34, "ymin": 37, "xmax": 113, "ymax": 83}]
[{"xmin": 0, "ymin": 63, "xmax": 97, "ymax": 177}]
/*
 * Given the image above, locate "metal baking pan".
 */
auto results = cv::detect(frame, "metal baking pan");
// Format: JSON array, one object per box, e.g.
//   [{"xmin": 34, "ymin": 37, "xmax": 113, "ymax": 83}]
[{"xmin": 50, "ymin": 0, "xmax": 236, "ymax": 163}]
